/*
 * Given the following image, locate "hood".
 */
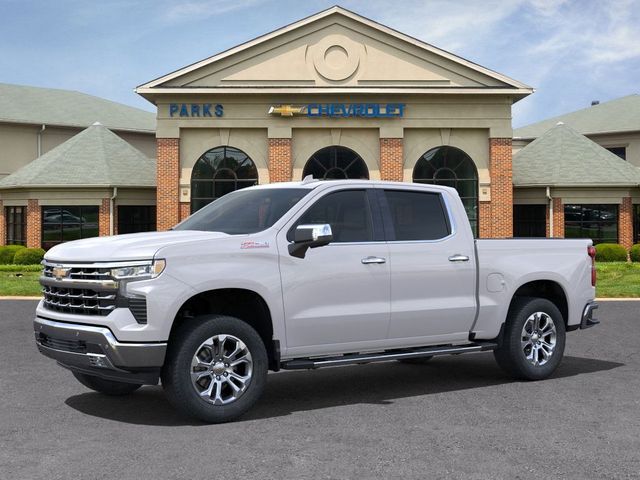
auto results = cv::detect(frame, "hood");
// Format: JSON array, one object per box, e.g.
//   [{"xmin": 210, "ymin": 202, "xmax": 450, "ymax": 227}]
[{"xmin": 44, "ymin": 230, "xmax": 229, "ymax": 263}]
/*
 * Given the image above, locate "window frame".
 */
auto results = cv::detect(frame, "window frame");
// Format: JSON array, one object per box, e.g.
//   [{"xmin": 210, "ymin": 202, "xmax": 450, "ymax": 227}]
[
  {"xmin": 117, "ymin": 205, "xmax": 157, "ymax": 234},
  {"xmin": 5, "ymin": 206, "xmax": 27, "ymax": 245},
  {"xmin": 376, "ymin": 188, "xmax": 453, "ymax": 243},
  {"xmin": 513, "ymin": 204, "xmax": 547, "ymax": 238},
  {"xmin": 286, "ymin": 188, "xmax": 383, "ymax": 244},
  {"xmin": 412, "ymin": 146, "xmax": 478, "ymax": 237},
  {"xmin": 634, "ymin": 204, "xmax": 640, "ymax": 245},
  {"xmin": 564, "ymin": 203, "xmax": 619, "ymax": 245},
  {"xmin": 41, "ymin": 205, "xmax": 100, "ymax": 250},
  {"xmin": 190, "ymin": 146, "xmax": 259, "ymax": 214},
  {"xmin": 302, "ymin": 146, "xmax": 370, "ymax": 181},
  {"xmin": 604, "ymin": 146, "xmax": 627, "ymax": 160}
]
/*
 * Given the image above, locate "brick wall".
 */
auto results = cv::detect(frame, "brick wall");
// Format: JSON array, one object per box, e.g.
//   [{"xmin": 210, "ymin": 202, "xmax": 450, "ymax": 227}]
[
  {"xmin": 26, "ymin": 199, "xmax": 41, "ymax": 248},
  {"xmin": 113, "ymin": 203, "xmax": 118, "ymax": 235},
  {"xmin": 380, "ymin": 138, "xmax": 403, "ymax": 181},
  {"xmin": 0, "ymin": 200, "xmax": 5, "ymax": 246},
  {"xmin": 619, "ymin": 196, "xmax": 633, "ymax": 250},
  {"xmin": 179, "ymin": 202, "xmax": 190, "ymax": 222},
  {"xmin": 268, "ymin": 138, "xmax": 292, "ymax": 182},
  {"xmin": 487, "ymin": 138, "xmax": 513, "ymax": 238},
  {"xmin": 478, "ymin": 201, "xmax": 492, "ymax": 238},
  {"xmin": 99, "ymin": 198, "xmax": 110, "ymax": 237},
  {"xmin": 552, "ymin": 197, "xmax": 564, "ymax": 238},
  {"xmin": 157, "ymin": 138, "xmax": 180, "ymax": 231},
  {"xmin": 545, "ymin": 202, "xmax": 550, "ymax": 238}
]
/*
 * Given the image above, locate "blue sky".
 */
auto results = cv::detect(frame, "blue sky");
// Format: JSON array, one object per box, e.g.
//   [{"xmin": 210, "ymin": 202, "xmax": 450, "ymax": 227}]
[{"xmin": 1, "ymin": 0, "xmax": 638, "ymax": 127}]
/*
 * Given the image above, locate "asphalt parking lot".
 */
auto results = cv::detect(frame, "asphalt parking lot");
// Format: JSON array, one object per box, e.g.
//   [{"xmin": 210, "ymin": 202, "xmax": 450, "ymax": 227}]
[{"xmin": 1, "ymin": 300, "xmax": 639, "ymax": 479}]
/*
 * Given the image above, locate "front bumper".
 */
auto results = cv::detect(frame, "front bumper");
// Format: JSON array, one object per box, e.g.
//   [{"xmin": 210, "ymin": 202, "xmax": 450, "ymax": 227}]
[
  {"xmin": 34, "ymin": 316, "xmax": 167, "ymax": 385},
  {"xmin": 580, "ymin": 302, "xmax": 600, "ymax": 329}
]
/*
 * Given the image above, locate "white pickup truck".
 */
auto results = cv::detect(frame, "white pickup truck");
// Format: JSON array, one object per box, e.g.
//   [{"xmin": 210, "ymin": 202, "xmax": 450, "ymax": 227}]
[{"xmin": 34, "ymin": 179, "xmax": 599, "ymax": 423}]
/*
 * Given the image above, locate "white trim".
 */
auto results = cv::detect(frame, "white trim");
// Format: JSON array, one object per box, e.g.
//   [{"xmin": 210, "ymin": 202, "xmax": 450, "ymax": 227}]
[
  {"xmin": 136, "ymin": 6, "xmax": 532, "ymax": 92},
  {"xmin": 515, "ymin": 183, "xmax": 640, "ymax": 188},
  {"xmin": 136, "ymin": 87, "xmax": 533, "ymax": 96}
]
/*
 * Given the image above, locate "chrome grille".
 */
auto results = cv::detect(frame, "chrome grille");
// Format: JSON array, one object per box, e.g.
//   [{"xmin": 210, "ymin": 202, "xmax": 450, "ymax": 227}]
[
  {"xmin": 42, "ymin": 285, "xmax": 116, "ymax": 316},
  {"xmin": 43, "ymin": 264, "xmax": 112, "ymax": 281}
]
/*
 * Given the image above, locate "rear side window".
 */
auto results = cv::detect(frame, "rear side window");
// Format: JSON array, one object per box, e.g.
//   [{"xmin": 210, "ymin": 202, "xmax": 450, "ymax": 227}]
[
  {"xmin": 290, "ymin": 190, "xmax": 374, "ymax": 243},
  {"xmin": 383, "ymin": 190, "xmax": 450, "ymax": 241}
]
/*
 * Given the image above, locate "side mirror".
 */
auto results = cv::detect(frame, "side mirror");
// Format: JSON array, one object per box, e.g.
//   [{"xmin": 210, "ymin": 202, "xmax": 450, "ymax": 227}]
[{"xmin": 288, "ymin": 224, "xmax": 333, "ymax": 259}]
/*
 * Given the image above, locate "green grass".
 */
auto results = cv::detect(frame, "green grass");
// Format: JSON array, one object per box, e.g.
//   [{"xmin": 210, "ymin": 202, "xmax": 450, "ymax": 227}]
[
  {"xmin": 0, "ymin": 263, "xmax": 639, "ymax": 298},
  {"xmin": 0, "ymin": 265, "xmax": 42, "ymax": 296},
  {"xmin": 595, "ymin": 262, "xmax": 640, "ymax": 298}
]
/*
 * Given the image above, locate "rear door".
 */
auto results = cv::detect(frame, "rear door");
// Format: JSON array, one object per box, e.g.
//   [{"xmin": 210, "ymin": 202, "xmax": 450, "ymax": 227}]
[{"xmin": 379, "ymin": 186, "xmax": 477, "ymax": 345}]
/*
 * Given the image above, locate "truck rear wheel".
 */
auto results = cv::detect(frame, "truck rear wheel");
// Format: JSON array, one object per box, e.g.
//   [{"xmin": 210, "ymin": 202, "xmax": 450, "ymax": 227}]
[
  {"xmin": 494, "ymin": 297, "xmax": 565, "ymax": 381},
  {"xmin": 161, "ymin": 314, "xmax": 268, "ymax": 423},
  {"xmin": 72, "ymin": 372, "xmax": 142, "ymax": 395}
]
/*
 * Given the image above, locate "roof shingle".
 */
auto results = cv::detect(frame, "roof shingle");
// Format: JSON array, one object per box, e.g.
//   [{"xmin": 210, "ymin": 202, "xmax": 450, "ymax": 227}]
[
  {"xmin": 0, "ymin": 83, "xmax": 155, "ymax": 133},
  {"xmin": 513, "ymin": 122, "xmax": 640, "ymax": 187},
  {"xmin": 0, "ymin": 123, "xmax": 155, "ymax": 189},
  {"xmin": 514, "ymin": 94, "xmax": 640, "ymax": 139}
]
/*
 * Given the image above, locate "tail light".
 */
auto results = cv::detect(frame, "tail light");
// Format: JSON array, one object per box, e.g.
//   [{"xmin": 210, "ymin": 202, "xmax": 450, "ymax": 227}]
[{"xmin": 588, "ymin": 245, "xmax": 596, "ymax": 287}]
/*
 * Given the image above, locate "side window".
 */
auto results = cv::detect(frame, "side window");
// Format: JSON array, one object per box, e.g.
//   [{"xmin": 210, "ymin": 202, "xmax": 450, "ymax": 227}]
[
  {"xmin": 291, "ymin": 190, "xmax": 374, "ymax": 243},
  {"xmin": 384, "ymin": 190, "xmax": 450, "ymax": 241}
]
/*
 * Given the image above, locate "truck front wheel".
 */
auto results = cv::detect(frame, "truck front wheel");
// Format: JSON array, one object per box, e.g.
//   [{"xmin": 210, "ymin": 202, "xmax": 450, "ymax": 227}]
[
  {"xmin": 494, "ymin": 297, "xmax": 566, "ymax": 381},
  {"xmin": 161, "ymin": 315, "xmax": 268, "ymax": 423},
  {"xmin": 72, "ymin": 372, "xmax": 142, "ymax": 395}
]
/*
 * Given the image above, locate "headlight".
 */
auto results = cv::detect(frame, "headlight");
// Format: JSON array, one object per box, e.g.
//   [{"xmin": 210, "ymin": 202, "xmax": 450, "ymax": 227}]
[{"xmin": 111, "ymin": 259, "xmax": 166, "ymax": 280}]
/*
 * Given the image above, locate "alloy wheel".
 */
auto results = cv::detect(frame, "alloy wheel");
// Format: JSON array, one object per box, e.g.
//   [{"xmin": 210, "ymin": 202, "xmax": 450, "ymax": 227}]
[
  {"xmin": 521, "ymin": 312, "xmax": 557, "ymax": 367},
  {"xmin": 190, "ymin": 334, "xmax": 253, "ymax": 405}
]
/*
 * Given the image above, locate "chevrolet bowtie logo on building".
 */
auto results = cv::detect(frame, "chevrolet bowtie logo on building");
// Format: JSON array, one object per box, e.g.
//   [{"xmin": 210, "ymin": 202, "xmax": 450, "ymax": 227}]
[
  {"xmin": 268, "ymin": 103, "xmax": 405, "ymax": 118},
  {"xmin": 52, "ymin": 265, "xmax": 71, "ymax": 280},
  {"xmin": 268, "ymin": 105, "xmax": 307, "ymax": 116}
]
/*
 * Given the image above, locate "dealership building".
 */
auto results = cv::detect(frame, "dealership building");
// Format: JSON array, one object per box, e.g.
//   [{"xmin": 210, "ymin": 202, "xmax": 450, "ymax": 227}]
[{"xmin": 2, "ymin": 6, "xmax": 640, "ymax": 250}]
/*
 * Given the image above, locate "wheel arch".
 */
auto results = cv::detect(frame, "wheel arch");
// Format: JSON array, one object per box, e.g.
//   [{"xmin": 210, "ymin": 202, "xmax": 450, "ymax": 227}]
[
  {"xmin": 170, "ymin": 288, "xmax": 279, "ymax": 370},
  {"xmin": 508, "ymin": 280, "xmax": 569, "ymax": 327}
]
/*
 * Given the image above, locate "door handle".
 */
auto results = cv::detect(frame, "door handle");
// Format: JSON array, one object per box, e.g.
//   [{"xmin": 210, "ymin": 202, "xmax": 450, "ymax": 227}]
[
  {"xmin": 448, "ymin": 254, "xmax": 470, "ymax": 262},
  {"xmin": 361, "ymin": 256, "xmax": 386, "ymax": 264}
]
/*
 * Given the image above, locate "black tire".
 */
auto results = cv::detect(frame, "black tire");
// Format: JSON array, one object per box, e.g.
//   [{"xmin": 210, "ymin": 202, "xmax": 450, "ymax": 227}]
[
  {"xmin": 494, "ymin": 297, "xmax": 566, "ymax": 381},
  {"xmin": 397, "ymin": 356, "xmax": 434, "ymax": 365},
  {"xmin": 161, "ymin": 315, "xmax": 268, "ymax": 423},
  {"xmin": 72, "ymin": 372, "xmax": 142, "ymax": 395}
]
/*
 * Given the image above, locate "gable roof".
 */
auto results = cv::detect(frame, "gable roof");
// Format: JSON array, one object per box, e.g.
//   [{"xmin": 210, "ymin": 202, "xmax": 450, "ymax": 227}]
[
  {"xmin": 0, "ymin": 123, "xmax": 155, "ymax": 189},
  {"xmin": 514, "ymin": 95, "xmax": 640, "ymax": 139},
  {"xmin": 513, "ymin": 122, "xmax": 640, "ymax": 187},
  {"xmin": 136, "ymin": 5, "xmax": 532, "ymax": 99},
  {"xmin": 0, "ymin": 83, "xmax": 156, "ymax": 133}
]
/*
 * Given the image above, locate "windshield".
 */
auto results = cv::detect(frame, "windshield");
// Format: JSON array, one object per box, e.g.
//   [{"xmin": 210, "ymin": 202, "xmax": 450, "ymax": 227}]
[{"xmin": 174, "ymin": 188, "xmax": 310, "ymax": 234}]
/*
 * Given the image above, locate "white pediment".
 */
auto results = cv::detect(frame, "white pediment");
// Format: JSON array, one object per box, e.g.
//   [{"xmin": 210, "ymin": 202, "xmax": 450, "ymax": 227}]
[
  {"xmin": 138, "ymin": 7, "xmax": 531, "ymax": 95},
  {"xmin": 213, "ymin": 29, "xmax": 459, "ymax": 87}
]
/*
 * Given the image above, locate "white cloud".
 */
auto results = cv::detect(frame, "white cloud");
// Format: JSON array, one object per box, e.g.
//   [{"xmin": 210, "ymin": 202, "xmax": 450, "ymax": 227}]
[
  {"xmin": 161, "ymin": 0, "xmax": 265, "ymax": 24},
  {"xmin": 361, "ymin": 0, "xmax": 526, "ymax": 52}
]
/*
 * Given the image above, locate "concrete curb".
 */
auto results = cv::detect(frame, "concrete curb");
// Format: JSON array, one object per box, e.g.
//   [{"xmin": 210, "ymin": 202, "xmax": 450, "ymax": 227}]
[
  {"xmin": 595, "ymin": 297, "xmax": 640, "ymax": 301},
  {"xmin": 0, "ymin": 296, "xmax": 42, "ymax": 300}
]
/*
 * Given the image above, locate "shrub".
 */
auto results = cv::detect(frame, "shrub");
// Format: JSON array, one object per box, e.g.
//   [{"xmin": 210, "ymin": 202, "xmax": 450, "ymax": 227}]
[
  {"xmin": 595, "ymin": 243, "xmax": 627, "ymax": 262},
  {"xmin": 13, "ymin": 247, "xmax": 45, "ymax": 265},
  {"xmin": 630, "ymin": 244, "xmax": 640, "ymax": 263},
  {"xmin": 0, "ymin": 245, "xmax": 26, "ymax": 264}
]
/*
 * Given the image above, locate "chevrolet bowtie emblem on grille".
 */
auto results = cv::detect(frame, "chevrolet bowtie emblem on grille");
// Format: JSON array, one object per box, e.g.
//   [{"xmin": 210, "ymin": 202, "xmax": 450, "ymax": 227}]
[
  {"xmin": 52, "ymin": 266, "xmax": 71, "ymax": 280},
  {"xmin": 268, "ymin": 105, "xmax": 306, "ymax": 117}
]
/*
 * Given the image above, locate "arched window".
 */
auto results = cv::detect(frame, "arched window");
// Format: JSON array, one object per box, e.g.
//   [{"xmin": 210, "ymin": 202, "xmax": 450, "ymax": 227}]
[
  {"xmin": 413, "ymin": 146, "xmax": 478, "ymax": 236},
  {"xmin": 190, "ymin": 146, "xmax": 258, "ymax": 213},
  {"xmin": 303, "ymin": 146, "xmax": 369, "ymax": 180}
]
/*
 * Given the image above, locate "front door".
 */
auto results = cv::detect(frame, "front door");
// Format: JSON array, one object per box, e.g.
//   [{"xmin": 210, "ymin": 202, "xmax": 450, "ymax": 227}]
[
  {"xmin": 277, "ymin": 188, "xmax": 390, "ymax": 357},
  {"xmin": 379, "ymin": 186, "xmax": 477, "ymax": 345}
]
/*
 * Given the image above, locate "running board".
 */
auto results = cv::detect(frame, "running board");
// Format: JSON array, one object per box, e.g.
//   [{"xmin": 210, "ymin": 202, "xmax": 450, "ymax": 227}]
[{"xmin": 281, "ymin": 342, "xmax": 498, "ymax": 370}]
